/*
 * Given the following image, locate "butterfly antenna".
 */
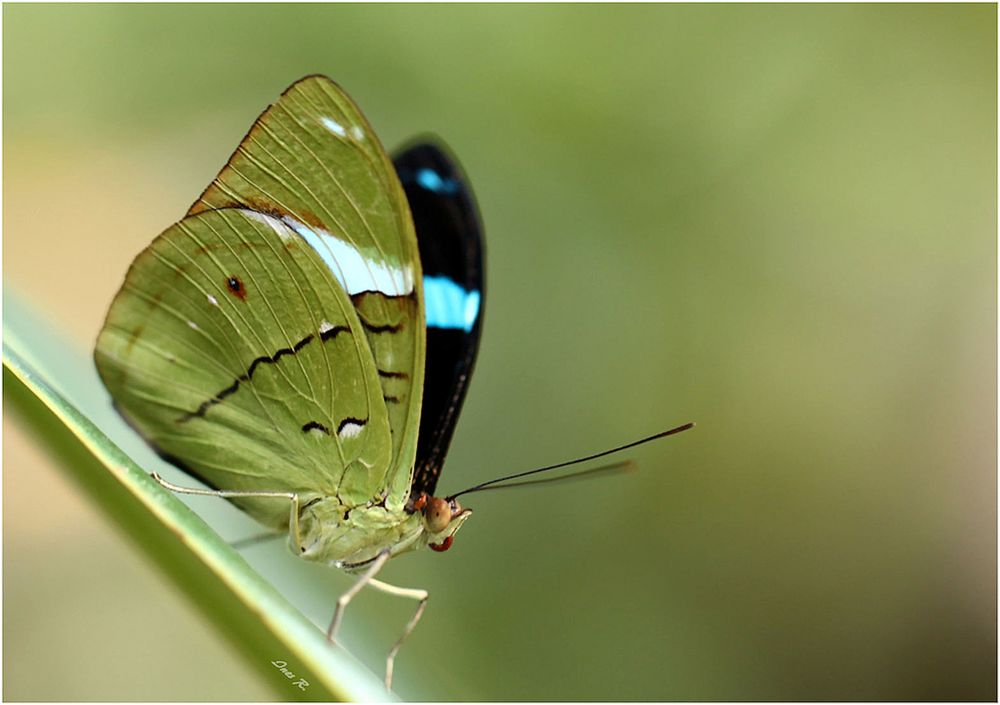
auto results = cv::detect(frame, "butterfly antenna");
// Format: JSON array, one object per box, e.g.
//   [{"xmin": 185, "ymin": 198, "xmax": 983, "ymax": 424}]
[
  {"xmin": 462, "ymin": 459, "xmax": 637, "ymax": 493},
  {"xmin": 447, "ymin": 422, "xmax": 695, "ymax": 501}
]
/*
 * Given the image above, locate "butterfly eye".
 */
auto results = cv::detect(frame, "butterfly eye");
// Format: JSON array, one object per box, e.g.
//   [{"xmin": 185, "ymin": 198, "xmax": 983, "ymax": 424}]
[{"xmin": 424, "ymin": 496, "xmax": 451, "ymax": 533}]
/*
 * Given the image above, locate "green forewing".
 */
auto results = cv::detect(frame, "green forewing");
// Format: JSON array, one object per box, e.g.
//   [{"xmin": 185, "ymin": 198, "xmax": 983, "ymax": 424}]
[
  {"xmin": 190, "ymin": 75, "xmax": 424, "ymax": 507},
  {"xmin": 95, "ymin": 76, "xmax": 425, "ymax": 528}
]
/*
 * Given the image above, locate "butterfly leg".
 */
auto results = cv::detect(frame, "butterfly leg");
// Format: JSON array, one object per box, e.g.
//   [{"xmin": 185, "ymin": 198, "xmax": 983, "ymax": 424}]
[
  {"xmin": 149, "ymin": 471, "xmax": 304, "ymax": 551},
  {"xmin": 326, "ymin": 549, "xmax": 391, "ymax": 648},
  {"xmin": 367, "ymin": 578, "xmax": 429, "ymax": 690}
]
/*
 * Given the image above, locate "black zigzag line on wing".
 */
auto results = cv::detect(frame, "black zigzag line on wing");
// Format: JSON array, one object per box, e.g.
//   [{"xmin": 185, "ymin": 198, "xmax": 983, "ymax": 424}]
[
  {"xmin": 177, "ymin": 325, "xmax": 350, "ymax": 423},
  {"xmin": 301, "ymin": 417, "xmax": 368, "ymax": 435},
  {"xmin": 361, "ymin": 321, "xmax": 402, "ymax": 334},
  {"xmin": 377, "ymin": 369, "xmax": 409, "ymax": 379},
  {"xmin": 350, "ymin": 290, "xmax": 416, "ymax": 335}
]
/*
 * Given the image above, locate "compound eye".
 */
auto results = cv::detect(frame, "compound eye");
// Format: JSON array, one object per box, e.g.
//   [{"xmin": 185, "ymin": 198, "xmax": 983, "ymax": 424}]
[{"xmin": 424, "ymin": 496, "xmax": 451, "ymax": 533}]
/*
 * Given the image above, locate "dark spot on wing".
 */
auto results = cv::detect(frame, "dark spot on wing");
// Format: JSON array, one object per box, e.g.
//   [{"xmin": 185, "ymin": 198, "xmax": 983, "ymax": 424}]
[{"xmin": 227, "ymin": 276, "xmax": 246, "ymax": 300}]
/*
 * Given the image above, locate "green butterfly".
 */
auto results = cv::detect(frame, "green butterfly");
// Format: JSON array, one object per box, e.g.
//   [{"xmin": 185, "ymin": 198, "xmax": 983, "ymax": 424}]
[
  {"xmin": 95, "ymin": 75, "xmax": 485, "ymax": 685},
  {"xmin": 95, "ymin": 75, "xmax": 693, "ymax": 689}
]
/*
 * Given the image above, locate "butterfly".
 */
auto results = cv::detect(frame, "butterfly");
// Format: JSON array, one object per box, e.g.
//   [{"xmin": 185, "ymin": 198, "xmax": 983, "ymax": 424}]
[
  {"xmin": 95, "ymin": 74, "xmax": 486, "ymax": 685},
  {"xmin": 94, "ymin": 75, "xmax": 693, "ymax": 689}
]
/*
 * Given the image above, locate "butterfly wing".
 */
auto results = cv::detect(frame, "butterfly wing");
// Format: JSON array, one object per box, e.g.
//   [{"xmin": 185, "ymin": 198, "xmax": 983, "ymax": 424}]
[
  {"xmin": 95, "ymin": 208, "xmax": 393, "ymax": 528},
  {"xmin": 96, "ymin": 76, "xmax": 425, "ymax": 526},
  {"xmin": 188, "ymin": 75, "xmax": 425, "ymax": 507},
  {"xmin": 393, "ymin": 141, "xmax": 485, "ymax": 498}
]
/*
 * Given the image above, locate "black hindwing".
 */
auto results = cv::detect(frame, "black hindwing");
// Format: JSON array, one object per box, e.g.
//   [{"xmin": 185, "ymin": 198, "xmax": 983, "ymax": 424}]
[{"xmin": 393, "ymin": 140, "xmax": 485, "ymax": 498}]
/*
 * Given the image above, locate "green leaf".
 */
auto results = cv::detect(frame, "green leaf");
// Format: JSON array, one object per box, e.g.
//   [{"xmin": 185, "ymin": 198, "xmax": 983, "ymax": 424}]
[{"xmin": 3, "ymin": 287, "xmax": 394, "ymax": 702}]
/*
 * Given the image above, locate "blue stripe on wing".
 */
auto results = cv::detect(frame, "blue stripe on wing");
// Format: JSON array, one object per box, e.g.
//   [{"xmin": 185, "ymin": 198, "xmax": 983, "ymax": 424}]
[
  {"xmin": 424, "ymin": 275, "xmax": 481, "ymax": 332},
  {"xmin": 416, "ymin": 168, "xmax": 460, "ymax": 195}
]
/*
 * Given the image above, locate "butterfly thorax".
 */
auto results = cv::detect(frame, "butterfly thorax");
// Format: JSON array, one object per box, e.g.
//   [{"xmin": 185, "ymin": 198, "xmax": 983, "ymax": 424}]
[{"xmin": 297, "ymin": 494, "xmax": 472, "ymax": 571}]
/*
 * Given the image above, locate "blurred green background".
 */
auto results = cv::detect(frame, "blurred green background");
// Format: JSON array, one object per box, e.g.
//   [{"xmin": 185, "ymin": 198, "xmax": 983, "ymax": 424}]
[{"xmin": 4, "ymin": 3, "xmax": 995, "ymax": 701}]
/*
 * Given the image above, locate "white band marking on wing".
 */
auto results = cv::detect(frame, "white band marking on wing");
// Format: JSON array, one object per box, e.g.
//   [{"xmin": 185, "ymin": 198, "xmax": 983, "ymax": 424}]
[
  {"xmin": 321, "ymin": 117, "xmax": 347, "ymax": 138},
  {"xmin": 338, "ymin": 422, "xmax": 364, "ymax": 439},
  {"xmin": 283, "ymin": 217, "xmax": 414, "ymax": 296},
  {"xmin": 242, "ymin": 210, "xmax": 293, "ymax": 241}
]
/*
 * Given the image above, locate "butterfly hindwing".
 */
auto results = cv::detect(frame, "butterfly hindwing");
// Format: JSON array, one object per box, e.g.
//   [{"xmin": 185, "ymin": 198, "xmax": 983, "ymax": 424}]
[
  {"xmin": 188, "ymin": 75, "xmax": 426, "ymax": 506},
  {"xmin": 393, "ymin": 142, "xmax": 485, "ymax": 497},
  {"xmin": 95, "ymin": 208, "xmax": 393, "ymax": 528}
]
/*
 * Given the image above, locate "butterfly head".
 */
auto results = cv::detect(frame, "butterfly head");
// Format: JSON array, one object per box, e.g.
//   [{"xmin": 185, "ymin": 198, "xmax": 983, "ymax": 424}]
[{"xmin": 411, "ymin": 493, "xmax": 472, "ymax": 552}]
